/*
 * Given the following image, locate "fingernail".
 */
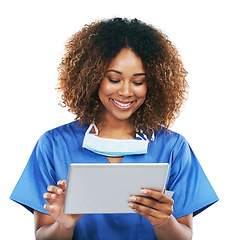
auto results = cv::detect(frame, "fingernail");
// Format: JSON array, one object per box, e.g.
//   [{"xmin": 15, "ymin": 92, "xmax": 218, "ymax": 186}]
[
  {"xmin": 60, "ymin": 180, "xmax": 65, "ymax": 184},
  {"xmin": 141, "ymin": 189, "xmax": 148, "ymax": 194},
  {"xmin": 57, "ymin": 189, "xmax": 62, "ymax": 194},
  {"xmin": 128, "ymin": 203, "xmax": 134, "ymax": 208},
  {"xmin": 129, "ymin": 196, "xmax": 137, "ymax": 201},
  {"xmin": 51, "ymin": 194, "xmax": 56, "ymax": 199}
]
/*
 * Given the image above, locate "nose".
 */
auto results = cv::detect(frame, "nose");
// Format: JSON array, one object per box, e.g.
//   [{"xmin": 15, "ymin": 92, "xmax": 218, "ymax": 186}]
[{"xmin": 118, "ymin": 81, "xmax": 133, "ymax": 97}]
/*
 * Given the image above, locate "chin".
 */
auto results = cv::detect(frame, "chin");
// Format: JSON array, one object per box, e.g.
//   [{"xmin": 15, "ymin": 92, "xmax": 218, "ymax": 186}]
[{"xmin": 110, "ymin": 112, "xmax": 133, "ymax": 122}]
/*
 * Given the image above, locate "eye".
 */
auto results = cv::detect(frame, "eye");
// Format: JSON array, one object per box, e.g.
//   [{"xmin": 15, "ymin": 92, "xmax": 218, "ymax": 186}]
[
  {"xmin": 132, "ymin": 77, "xmax": 146, "ymax": 86},
  {"xmin": 108, "ymin": 78, "xmax": 120, "ymax": 84},
  {"xmin": 133, "ymin": 81, "xmax": 144, "ymax": 86}
]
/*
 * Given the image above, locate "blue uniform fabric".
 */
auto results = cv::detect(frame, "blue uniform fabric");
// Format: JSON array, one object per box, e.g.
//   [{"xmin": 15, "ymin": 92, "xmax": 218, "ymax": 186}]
[{"xmin": 10, "ymin": 122, "xmax": 218, "ymax": 239}]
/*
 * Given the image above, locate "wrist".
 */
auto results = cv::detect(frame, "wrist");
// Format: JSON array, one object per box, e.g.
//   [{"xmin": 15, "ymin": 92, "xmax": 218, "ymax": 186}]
[
  {"xmin": 59, "ymin": 224, "xmax": 75, "ymax": 233},
  {"xmin": 153, "ymin": 215, "xmax": 172, "ymax": 230},
  {"xmin": 59, "ymin": 222, "xmax": 77, "ymax": 233},
  {"xmin": 57, "ymin": 218, "xmax": 79, "ymax": 234},
  {"xmin": 153, "ymin": 215, "xmax": 192, "ymax": 240}
]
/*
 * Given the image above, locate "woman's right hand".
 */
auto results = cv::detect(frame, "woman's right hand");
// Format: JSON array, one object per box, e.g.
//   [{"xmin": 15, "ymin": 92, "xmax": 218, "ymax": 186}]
[{"xmin": 43, "ymin": 179, "xmax": 83, "ymax": 231}]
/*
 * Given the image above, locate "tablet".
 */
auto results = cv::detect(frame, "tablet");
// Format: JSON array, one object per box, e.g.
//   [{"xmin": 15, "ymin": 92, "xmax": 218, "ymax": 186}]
[{"xmin": 64, "ymin": 163, "xmax": 169, "ymax": 214}]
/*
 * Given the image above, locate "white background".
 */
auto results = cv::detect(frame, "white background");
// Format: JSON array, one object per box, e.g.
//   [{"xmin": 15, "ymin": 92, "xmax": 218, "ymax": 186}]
[{"xmin": 1, "ymin": 0, "xmax": 239, "ymax": 239}]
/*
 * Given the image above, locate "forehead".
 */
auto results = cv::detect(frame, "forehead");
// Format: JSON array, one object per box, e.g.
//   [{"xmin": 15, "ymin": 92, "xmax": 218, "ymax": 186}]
[{"xmin": 107, "ymin": 48, "xmax": 145, "ymax": 73}]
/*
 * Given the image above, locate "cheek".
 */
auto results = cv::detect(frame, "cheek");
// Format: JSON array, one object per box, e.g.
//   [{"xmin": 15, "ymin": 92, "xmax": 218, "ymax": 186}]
[
  {"xmin": 99, "ymin": 79, "xmax": 116, "ymax": 96},
  {"xmin": 134, "ymin": 86, "xmax": 147, "ymax": 99}
]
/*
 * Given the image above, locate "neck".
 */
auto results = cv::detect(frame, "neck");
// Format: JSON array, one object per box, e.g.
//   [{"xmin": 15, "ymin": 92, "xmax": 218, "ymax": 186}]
[{"xmin": 96, "ymin": 115, "xmax": 135, "ymax": 139}]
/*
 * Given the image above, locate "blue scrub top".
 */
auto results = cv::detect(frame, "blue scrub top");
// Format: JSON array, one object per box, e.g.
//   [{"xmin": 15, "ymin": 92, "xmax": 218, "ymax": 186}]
[{"xmin": 10, "ymin": 122, "xmax": 218, "ymax": 240}]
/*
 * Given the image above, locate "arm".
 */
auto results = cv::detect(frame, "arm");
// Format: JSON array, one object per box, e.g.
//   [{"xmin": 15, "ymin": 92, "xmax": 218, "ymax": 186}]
[
  {"xmin": 128, "ymin": 189, "xmax": 193, "ymax": 240},
  {"xmin": 34, "ymin": 180, "xmax": 83, "ymax": 240},
  {"xmin": 34, "ymin": 211, "xmax": 76, "ymax": 240},
  {"xmin": 153, "ymin": 214, "xmax": 192, "ymax": 240}
]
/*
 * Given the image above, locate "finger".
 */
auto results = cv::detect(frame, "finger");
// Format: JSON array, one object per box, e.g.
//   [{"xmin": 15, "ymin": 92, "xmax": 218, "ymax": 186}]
[
  {"xmin": 47, "ymin": 185, "xmax": 63, "ymax": 195},
  {"xmin": 129, "ymin": 201, "xmax": 171, "ymax": 223},
  {"xmin": 141, "ymin": 189, "xmax": 174, "ymax": 204},
  {"xmin": 43, "ymin": 192, "xmax": 57, "ymax": 204},
  {"xmin": 132, "ymin": 207, "xmax": 170, "ymax": 227},
  {"xmin": 57, "ymin": 179, "xmax": 67, "ymax": 191},
  {"xmin": 129, "ymin": 195, "xmax": 163, "ymax": 211},
  {"xmin": 129, "ymin": 201, "xmax": 167, "ymax": 219},
  {"xmin": 44, "ymin": 204, "xmax": 55, "ymax": 214},
  {"xmin": 129, "ymin": 195, "xmax": 174, "ymax": 217}
]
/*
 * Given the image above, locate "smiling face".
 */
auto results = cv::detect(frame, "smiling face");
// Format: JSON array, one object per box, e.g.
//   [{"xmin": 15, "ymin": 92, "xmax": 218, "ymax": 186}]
[{"xmin": 98, "ymin": 48, "xmax": 147, "ymax": 123}]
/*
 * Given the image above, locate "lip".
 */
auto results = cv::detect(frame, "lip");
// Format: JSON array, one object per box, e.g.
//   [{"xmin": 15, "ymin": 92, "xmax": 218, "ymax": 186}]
[{"xmin": 110, "ymin": 98, "xmax": 136, "ymax": 110}]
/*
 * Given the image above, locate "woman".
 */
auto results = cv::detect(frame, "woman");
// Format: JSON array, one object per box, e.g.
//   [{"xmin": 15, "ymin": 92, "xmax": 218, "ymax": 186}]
[{"xmin": 10, "ymin": 18, "xmax": 218, "ymax": 239}]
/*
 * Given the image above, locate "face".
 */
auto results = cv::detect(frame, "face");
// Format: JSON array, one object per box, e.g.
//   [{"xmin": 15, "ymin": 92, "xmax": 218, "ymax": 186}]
[{"xmin": 98, "ymin": 48, "xmax": 147, "ymax": 122}]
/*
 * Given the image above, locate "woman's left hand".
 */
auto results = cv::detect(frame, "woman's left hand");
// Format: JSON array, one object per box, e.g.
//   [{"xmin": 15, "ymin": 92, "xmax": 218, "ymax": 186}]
[{"xmin": 128, "ymin": 189, "xmax": 174, "ymax": 227}]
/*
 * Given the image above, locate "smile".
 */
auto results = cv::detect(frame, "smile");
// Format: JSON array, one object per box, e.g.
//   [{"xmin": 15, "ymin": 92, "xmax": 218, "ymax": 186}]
[{"xmin": 110, "ymin": 98, "xmax": 135, "ymax": 109}]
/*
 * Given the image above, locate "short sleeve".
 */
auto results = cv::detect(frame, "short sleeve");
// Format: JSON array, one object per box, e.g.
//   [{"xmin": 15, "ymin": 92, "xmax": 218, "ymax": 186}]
[
  {"xmin": 10, "ymin": 133, "xmax": 56, "ymax": 214},
  {"xmin": 166, "ymin": 136, "xmax": 218, "ymax": 219}
]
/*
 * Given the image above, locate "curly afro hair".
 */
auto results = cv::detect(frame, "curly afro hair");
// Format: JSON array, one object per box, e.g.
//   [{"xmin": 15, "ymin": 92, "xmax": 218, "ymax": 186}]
[{"xmin": 57, "ymin": 18, "xmax": 188, "ymax": 137}]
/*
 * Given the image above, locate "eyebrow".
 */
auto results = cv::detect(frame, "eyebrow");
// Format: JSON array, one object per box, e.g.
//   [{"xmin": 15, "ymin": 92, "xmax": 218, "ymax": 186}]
[{"xmin": 106, "ymin": 70, "xmax": 146, "ymax": 76}]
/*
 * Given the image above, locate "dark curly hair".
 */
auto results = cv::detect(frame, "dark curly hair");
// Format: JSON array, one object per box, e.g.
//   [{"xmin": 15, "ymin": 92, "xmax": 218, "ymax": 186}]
[{"xmin": 57, "ymin": 18, "xmax": 188, "ymax": 137}]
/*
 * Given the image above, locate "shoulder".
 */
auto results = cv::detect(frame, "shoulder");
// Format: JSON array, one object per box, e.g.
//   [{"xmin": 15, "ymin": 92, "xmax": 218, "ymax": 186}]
[
  {"xmin": 38, "ymin": 121, "xmax": 88, "ymax": 148},
  {"xmin": 43, "ymin": 121, "xmax": 87, "ymax": 138},
  {"xmin": 151, "ymin": 128, "xmax": 191, "ymax": 161},
  {"xmin": 154, "ymin": 128, "xmax": 187, "ymax": 149},
  {"xmin": 145, "ymin": 128, "xmax": 193, "ymax": 167}
]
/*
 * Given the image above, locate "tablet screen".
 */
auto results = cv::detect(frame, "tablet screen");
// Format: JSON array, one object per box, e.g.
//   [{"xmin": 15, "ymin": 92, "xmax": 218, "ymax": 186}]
[{"xmin": 64, "ymin": 163, "xmax": 169, "ymax": 214}]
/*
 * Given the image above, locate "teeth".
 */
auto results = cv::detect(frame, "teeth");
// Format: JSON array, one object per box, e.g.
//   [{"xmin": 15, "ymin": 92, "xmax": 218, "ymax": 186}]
[{"xmin": 113, "ymin": 99, "xmax": 132, "ymax": 107}]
